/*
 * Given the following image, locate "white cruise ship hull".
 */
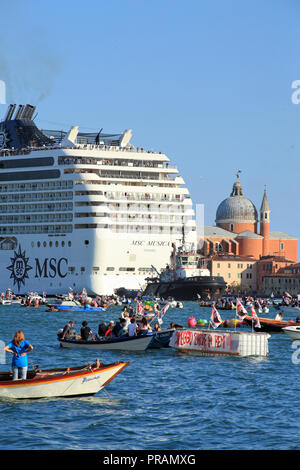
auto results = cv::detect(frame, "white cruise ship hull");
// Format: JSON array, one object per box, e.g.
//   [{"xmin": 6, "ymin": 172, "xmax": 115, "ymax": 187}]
[{"xmin": 1, "ymin": 228, "xmax": 196, "ymax": 296}]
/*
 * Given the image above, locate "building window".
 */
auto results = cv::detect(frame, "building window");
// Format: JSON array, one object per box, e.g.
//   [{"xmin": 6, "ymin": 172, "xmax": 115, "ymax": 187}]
[
  {"xmin": 230, "ymin": 224, "xmax": 234, "ymax": 232},
  {"xmin": 228, "ymin": 263, "xmax": 231, "ymax": 268},
  {"xmin": 280, "ymin": 242, "xmax": 284, "ymax": 250},
  {"xmin": 217, "ymin": 263, "xmax": 220, "ymax": 268},
  {"xmin": 228, "ymin": 273, "xmax": 231, "ymax": 279}
]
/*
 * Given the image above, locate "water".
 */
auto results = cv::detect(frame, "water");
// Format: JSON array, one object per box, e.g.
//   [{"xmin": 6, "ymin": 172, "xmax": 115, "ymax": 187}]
[{"xmin": 0, "ymin": 301, "xmax": 299, "ymax": 450}]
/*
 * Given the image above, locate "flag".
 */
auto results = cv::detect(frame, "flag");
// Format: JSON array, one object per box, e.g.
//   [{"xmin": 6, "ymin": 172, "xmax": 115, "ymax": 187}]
[
  {"xmin": 250, "ymin": 304, "xmax": 261, "ymax": 329},
  {"xmin": 209, "ymin": 304, "xmax": 222, "ymax": 329},
  {"xmin": 236, "ymin": 298, "xmax": 247, "ymax": 319},
  {"xmin": 136, "ymin": 301, "xmax": 145, "ymax": 316},
  {"xmin": 156, "ymin": 303, "xmax": 170, "ymax": 325}
]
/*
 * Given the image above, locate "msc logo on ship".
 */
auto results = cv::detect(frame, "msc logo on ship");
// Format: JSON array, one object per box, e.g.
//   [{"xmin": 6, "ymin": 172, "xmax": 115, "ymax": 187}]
[
  {"xmin": 6, "ymin": 244, "xmax": 68, "ymax": 291},
  {"xmin": 7, "ymin": 245, "xmax": 32, "ymax": 291}
]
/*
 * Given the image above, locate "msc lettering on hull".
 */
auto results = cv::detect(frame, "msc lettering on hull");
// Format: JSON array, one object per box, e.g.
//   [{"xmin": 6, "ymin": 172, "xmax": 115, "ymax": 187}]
[
  {"xmin": 6, "ymin": 244, "xmax": 69, "ymax": 292},
  {"xmin": 131, "ymin": 240, "xmax": 170, "ymax": 247},
  {"xmin": 35, "ymin": 258, "xmax": 68, "ymax": 278}
]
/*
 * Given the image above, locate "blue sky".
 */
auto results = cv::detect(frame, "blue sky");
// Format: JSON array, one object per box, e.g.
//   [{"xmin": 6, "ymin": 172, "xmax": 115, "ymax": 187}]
[{"xmin": 1, "ymin": 0, "xmax": 300, "ymax": 251}]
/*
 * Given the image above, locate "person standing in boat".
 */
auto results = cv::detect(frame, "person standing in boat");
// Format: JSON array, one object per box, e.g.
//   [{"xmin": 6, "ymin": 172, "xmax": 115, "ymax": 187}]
[
  {"xmin": 4, "ymin": 331, "xmax": 33, "ymax": 381},
  {"xmin": 128, "ymin": 317, "xmax": 138, "ymax": 336}
]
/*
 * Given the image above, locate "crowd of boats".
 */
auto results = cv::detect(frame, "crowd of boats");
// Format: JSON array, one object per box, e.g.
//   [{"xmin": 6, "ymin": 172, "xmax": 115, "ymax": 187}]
[{"xmin": 1, "ymin": 287, "xmax": 300, "ymax": 399}]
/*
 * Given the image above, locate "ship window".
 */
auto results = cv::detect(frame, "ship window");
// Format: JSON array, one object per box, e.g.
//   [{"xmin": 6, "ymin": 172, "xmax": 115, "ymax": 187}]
[
  {"xmin": 106, "ymin": 267, "xmax": 115, "ymax": 271},
  {"xmin": 49, "ymin": 241, "xmax": 53, "ymax": 247},
  {"xmin": 43, "ymin": 241, "xmax": 47, "ymax": 247},
  {"xmin": 84, "ymin": 240, "xmax": 89, "ymax": 245},
  {"xmin": 37, "ymin": 242, "xmax": 41, "ymax": 247},
  {"xmin": 55, "ymin": 241, "xmax": 59, "ymax": 247},
  {"xmin": 61, "ymin": 241, "xmax": 65, "ymax": 247},
  {"xmin": 80, "ymin": 267, "xmax": 85, "ymax": 272},
  {"xmin": 68, "ymin": 241, "xmax": 72, "ymax": 247}
]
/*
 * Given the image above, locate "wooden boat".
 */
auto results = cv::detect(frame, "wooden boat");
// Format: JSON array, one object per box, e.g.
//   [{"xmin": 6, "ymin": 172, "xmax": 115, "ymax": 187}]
[
  {"xmin": 0, "ymin": 360, "xmax": 129, "ymax": 399},
  {"xmin": 243, "ymin": 315, "xmax": 296, "ymax": 332},
  {"xmin": 58, "ymin": 333, "xmax": 155, "ymax": 351}
]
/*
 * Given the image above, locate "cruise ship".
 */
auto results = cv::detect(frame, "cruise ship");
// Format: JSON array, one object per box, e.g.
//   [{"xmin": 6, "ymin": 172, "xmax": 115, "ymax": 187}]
[{"xmin": 0, "ymin": 104, "xmax": 197, "ymax": 295}]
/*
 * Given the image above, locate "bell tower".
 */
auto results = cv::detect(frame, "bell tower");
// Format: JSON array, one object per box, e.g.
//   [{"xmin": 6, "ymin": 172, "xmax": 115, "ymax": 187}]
[{"xmin": 260, "ymin": 187, "xmax": 270, "ymax": 256}]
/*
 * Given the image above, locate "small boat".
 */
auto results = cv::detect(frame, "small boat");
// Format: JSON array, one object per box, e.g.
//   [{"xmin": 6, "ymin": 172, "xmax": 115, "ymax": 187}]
[
  {"xmin": 58, "ymin": 333, "xmax": 154, "ymax": 351},
  {"xmin": 51, "ymin": 300, "xmax": 107, "ymax": 313},
  {"xmin": 243, "ymin": 315, "xmax": 296, "ymax": 332},
  {"xmin": 282, "ymin": 326, "xmax": 300, "ymax": 340},
  {"xmin": 0, "ymin": 360, "xmax": 129, "ymax": 399},
  {"xmin": 149, "ymin": 328, "xmax": 175, "ymax": 348},
  {"xmin": 0, "ymin": 299, "xmax": 12, "ymax": 305}
]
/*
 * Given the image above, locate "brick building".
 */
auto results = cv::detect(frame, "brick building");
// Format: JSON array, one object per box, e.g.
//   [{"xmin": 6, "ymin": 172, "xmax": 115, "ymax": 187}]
[{"xmin": 199, "ymin": 173, "xmax": 297, "ymax": 292}]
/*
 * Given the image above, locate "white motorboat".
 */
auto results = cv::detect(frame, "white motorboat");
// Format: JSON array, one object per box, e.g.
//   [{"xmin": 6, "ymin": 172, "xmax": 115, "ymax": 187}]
[
  {"xmin": 282, "ymin": 326, "xmax": 300, "ymax": 340},
  {"xmin": 0, "ymin": 360, "xmax": 129, "ymax": 399}
]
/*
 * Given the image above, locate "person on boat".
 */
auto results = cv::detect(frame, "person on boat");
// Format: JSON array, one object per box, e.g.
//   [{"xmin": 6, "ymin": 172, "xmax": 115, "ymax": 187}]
[
  {"xmin": 104, "ymin": 321, "xmax": 115, "ymax": 337},
  {"xmin": 98, "ymin": 322, "xmax": 109, "ymax": 337},
  {"xmin": 4, "ymin": 331, "xmax": 33, "ymax": 381},
  {"xmin": 138, "ymin": 317, "xmax": 152, "ymax": 334},
  {"xmin": 112, "ymin": 318, "xmax": 127, "ymax": 337},
  {"xmin": 60, "ymin": 321, "xmax": 76, "ymax": 340},
  {"xmin": 121, "ymin": 312, "xmax": 131, "ymax": 332},
  {"xmin": 80, "ymin": 321, "xmax": 93, "ymax": 341},
  {"xmin": 154, "ymin": 323, "xmax": 161, "ymax": 332},
  {"xmin": 296, "ymin": 317, "xmax": 300, "ymax": 324},
  {"xmin": 128, "ymin": 317, "xmax": 137, "ymax": 336},
  {"xmin": 169, "ymin": 321, "xmax": 183, "ymax": 329},
  {"xmin": 275, "ymin": 311, "xmax": 284, "ymax": 321}
]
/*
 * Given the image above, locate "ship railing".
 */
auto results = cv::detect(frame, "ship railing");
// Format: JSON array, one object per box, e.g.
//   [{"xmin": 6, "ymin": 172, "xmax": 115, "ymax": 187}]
[{"xmin": 0, "ymin": 142, "xmax": 168, "ymax": 157}]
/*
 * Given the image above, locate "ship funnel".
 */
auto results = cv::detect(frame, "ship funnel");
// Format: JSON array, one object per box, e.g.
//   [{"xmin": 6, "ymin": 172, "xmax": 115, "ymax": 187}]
[
  {"xmin": 22, "ymin": 104, "xmax": 36, "ymax": 120},
  {"xmin": 4, "ymin": 104, "xmax": 16, "ymax": 121},
  {"xmin": 14, "ymin": 105, "xmax": 25, "ymax": 120}
]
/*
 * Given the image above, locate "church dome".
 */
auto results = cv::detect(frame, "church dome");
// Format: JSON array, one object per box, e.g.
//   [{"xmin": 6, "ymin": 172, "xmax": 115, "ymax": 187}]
[{"xmin": 216, "ymin": 174, "xmax": 258, "ymax": 224}]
